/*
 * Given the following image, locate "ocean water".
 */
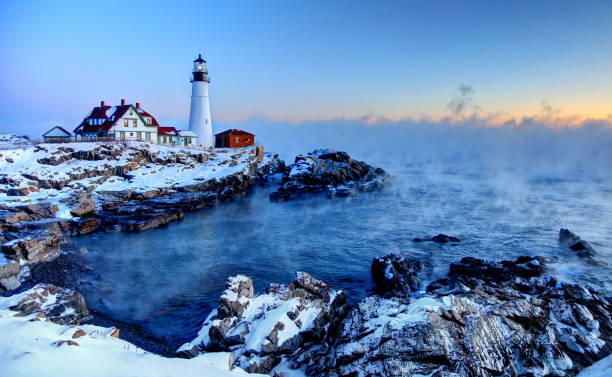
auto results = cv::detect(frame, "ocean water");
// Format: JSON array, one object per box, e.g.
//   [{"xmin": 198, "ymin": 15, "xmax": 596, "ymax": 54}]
[{"xmin": 67, "ymin": 124, "xmax": 612, "ymax": 350}]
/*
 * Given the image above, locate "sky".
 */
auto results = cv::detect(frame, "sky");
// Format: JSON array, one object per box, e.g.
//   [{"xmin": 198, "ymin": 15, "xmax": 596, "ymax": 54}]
[{"xmin": 0, "ymin": 0, "xmax": 611, "ymax": 136}]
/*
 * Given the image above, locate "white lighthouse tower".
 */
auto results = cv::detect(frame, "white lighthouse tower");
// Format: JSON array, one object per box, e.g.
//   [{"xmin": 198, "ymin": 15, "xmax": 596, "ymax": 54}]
[{"xmin": 188, "ymin": 54, "xmax": 213, "ymax": 148}]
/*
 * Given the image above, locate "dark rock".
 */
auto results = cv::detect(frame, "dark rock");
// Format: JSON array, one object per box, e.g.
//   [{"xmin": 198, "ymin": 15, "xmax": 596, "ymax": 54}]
[
  {"xmin": 371, "ymin": 254, "xmax": 423, "ymax": 297},
  {"xmin": 570, "ymin": 240, "xmax": 597, "ymax": 258},
  {"xmin": 53, "ymin": 340, "xmax": 80, "ymax": 347},
  {"xmin": 270, "ymin": 149, "xmax": 387, "ymax": 201},
  {"xmin": 317, "ymin": 255, "xmax": 611, "ymax": 377},
  {"xmin": 559, "ymin": 228, "xmax": 581, "ymax": 244},
  {"xmin": 559, "ymin": 228, "xmax": 597, "ymax": 259},
  {"xmin": 431, "ymin": 234, "xmax": 461, "ymax": 243}
]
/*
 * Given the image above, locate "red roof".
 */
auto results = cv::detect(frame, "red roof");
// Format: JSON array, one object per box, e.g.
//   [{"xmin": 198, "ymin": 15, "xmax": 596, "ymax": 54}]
[
  {"xmin": 136, "ymin": 108, "xmax": 160, "ymax": 126},
  {"xmin": 157, "ymin": 126, "xmax": 178, "ymax": 136},
  {"xmin": 75, "ymin": 102, "xmax": 159, "ymax": 135},
  {"xmin": 90, "ymin": 105, "xmax": 113, "ymax": 118},
  {"xmin": 215, "ymin": 129, "xmax": 254, "ymax": 137}
]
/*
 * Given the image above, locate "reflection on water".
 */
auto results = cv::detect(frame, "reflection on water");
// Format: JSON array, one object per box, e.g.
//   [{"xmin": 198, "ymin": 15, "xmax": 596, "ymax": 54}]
[{"xmin": 69, "ymin": 158, "xmax": 612, "ymax": 348}]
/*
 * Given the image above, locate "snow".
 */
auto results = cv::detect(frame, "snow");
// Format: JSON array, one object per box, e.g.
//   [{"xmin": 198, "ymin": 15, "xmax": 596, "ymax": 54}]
[
  {"xmin": 0, "ymin": 288, "xmax": 265, "ymax": 377},
  {"xmin": 576, "ymin": 354, "xmax": 612, "ymax": 377},
  {"xmin": 0, "ymin": 142, "xmax": 258, "ymax": 210},
  {"xmin": 240, "ymin": 296, "xmax": 306, "ymax": 352},
  {"xmin": 180, "ymin": 286, "xmax": 324, "ymax": 355},
  {"xmin": 0, "ymin": 253, "xmax": 13, "ymax": 267},
  {"xmin": 0, "ymin": 133, "xmax": 29, "ymax": 146},
  {"xmin": 384, "ymin": 264, "xmax": 394, "ymax": 279}
]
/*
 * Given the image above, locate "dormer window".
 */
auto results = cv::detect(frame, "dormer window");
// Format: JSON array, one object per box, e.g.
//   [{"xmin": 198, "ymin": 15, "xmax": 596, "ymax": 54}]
[{"xmin": 146, "ymin": 118, "xmax": 151, "ymax": 125}]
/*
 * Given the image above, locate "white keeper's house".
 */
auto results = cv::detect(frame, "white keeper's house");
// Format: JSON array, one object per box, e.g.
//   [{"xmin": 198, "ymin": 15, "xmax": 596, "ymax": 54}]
[{"xmin": 73, "ymin": 99, "xmax": 197, "ymax": 147}]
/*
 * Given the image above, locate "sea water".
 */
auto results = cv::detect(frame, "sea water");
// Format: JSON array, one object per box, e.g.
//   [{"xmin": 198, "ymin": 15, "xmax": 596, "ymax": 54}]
[{"xmin": 68, "ymin": 124, "xmax": 612, "ymax": 350}]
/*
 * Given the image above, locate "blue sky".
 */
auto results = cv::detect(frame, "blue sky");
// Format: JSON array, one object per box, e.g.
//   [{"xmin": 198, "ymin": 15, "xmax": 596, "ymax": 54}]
[{"xmin": 0, "ymin": 0, "xmax": 611, "ymax": 136}]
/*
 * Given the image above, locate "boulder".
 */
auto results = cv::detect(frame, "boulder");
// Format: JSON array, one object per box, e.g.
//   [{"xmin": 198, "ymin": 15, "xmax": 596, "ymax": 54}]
[
  {"xmin": 1, "ymin": 233, "xmax": 61, "ymax": 263},
  {"xmin": 431, "ymin": 234, "xmax": 461, "ymax": 243},
  {"xmin": 0, "ymin": 202, "xmax": 58, "ymax": 224},
  {"xmin": 66, "ymin": 192, "xmax": 95, "ymax": 218},
  {"xmin": 0, "ymin": 261, "xmax": 20, "ymax": 292},
  {"xmin": 178, "ymin": 272, "xmax": 349, "ymax": 374},
  {"xmin": 8, "ymin": 283, "xmax": 91, "ymax": 325},
  {"xmin": 270, "ymin": 149, "xmax": 386, "ymax": 201},
  {"xmin": 371, "ymin": 254, "xmax": 423, "ymax": 297},
  {"xmin": 559, "ymin": 228, "xmax": 597, "ymax": 258},
  {"xmin": 316, "ymin": 255, "xmax": 611, "ymax": 377}
]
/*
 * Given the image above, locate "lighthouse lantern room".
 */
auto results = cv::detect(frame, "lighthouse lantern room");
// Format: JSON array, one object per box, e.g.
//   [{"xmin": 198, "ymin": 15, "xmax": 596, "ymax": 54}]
[{"xmin": 188, "ymin": 54, "xmax": 213, "ymax": 148}]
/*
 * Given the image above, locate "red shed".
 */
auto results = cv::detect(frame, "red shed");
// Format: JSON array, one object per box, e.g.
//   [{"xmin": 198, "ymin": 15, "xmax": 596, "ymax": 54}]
[{"xmin": 215, "ymin": 129, "xmax": 255, "ymax": 148}]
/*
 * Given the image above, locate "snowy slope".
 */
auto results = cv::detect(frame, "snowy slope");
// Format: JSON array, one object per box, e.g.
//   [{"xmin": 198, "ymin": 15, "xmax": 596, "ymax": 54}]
[
  {"xmin": 0, "ymin": 142, "xmax": 257, "ymax": 210},
  {"xmin": 0, "ymin": 288, "xmax": 266, "ymax": 377},
  {"xmin": 575, "ymin": 355, "xmax": 612, "ymax": 377}
]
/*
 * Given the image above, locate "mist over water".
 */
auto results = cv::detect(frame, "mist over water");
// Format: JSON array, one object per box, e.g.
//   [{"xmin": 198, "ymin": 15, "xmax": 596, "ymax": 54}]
[{"xmin": 68, "ymin": 121, "xmax": 612, "ymax": 349}]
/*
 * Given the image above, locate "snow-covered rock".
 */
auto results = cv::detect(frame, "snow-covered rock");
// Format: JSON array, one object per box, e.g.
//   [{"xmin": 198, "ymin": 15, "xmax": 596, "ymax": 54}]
[
  {"xmin": 316, "ymin": 255, "xmax": 612, "ymax": 377},
  {"xmin": 0, "ymin": 142, "xmax": 283, "ymax": 289},
  {"xmin": 178, "ymin": 272, "xmax": 349, "ymax": 374},
  {"xmin": 0, "ymin": 133, "xmax": 30, "ymax": 146},
  {"xmin": 269, "ymin": 149, "xmax": 387, "ymax": 201},
  {"xmin": 5, "ymin": 283, "xmax": 91, "ymax": 325},
  {"xmin": 0, "ymin": 285, "xmax": 266, "ymax": 377}
]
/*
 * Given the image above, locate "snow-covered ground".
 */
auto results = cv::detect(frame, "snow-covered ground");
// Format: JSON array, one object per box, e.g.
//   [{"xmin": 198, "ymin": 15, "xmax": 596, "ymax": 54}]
[
  {"xmin": 575, "ymin": 354, "xmax": 612, "ymax": 377},
  {"xmin": 0, "ymin": 142, "xmax": 261, "ymax": 210},
  {"xmin": 0, "ymin": 133, "xmax": 30, "ymax": 147},
  {"xmin": 0, "ymin": 287, "xmax": 266, "ymax": 377}
]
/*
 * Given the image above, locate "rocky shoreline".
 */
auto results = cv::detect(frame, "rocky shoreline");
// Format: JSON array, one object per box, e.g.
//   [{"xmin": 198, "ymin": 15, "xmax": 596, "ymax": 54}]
[
  {"xmin": 179, "ymin": 249, "xmax": 611, "ymax": 377},
  {"xmin": 0, "ymin": 142, "xmax": 289, "ymax": 292},
  {"xmin": 1, "ymin": 145, "xmax": 388, "ymax": 295},
  {"xmin": 270, "ymin": 149, "xmax": 387, "ymax": 201},
  {"xmin": 5, "ymin": 242, "xmax": 608, "ymax": 377},
  {"xmin": 2, "ymin": 142, "xmax": 608, "ymax": 376}
]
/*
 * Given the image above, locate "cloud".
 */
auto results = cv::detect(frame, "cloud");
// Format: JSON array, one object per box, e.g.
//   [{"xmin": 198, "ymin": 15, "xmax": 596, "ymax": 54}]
[{"xmin": 447, "ymin": 83, "xmax": 477, "ymax": 117}]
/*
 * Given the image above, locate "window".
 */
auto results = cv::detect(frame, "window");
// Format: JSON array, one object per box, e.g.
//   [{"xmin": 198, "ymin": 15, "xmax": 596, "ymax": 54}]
[
  {"xmin": 130, "ymin": 133, "xmax": 133, "ymax": 137},
  {"xmin": 109, "ymin": 133, "xmax": 114, "ymax": 137},
  {"xmin": 236, "ymin": 137, "xmax": 239, "ymax": 143},
  {"xmin": 146, "ymin": 118, "xmax": 151, "ymax": 125},
  {"xmin": 133, "ymin": 119, "xmax": 137, "ymax": 127},
  {"xmin": 246, "ymin": 138, "xmax": 249, "ymax": 142},
  {"xmin": 146, "ymin": 132, "xmax": 150, "ymax": 140},
  {"xmin": 124, "ymin": 119, "xmax": 128, "ymax": 127}
]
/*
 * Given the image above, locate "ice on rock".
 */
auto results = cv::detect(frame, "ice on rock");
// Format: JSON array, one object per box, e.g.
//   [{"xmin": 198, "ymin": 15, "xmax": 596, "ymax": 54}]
[{"xmin": 178, "ymin": 272, "xmax": 348, "ymax": 374}]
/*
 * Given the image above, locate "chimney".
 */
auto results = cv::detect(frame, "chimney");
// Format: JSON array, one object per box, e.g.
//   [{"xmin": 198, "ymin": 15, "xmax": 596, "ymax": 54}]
[
  {"xmin": 121, "ymin": 99, "xmax": 125, "ymax": 106},
  {"xmin": 136, "ymin": 102, "xmax": 140, "ymax": 109},
  {"xmin": 101, "ymin": 100, "xmax": 105, "ymax": 107}
]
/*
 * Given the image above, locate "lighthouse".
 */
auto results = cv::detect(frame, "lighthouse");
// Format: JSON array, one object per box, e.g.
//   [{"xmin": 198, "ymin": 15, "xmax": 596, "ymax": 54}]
[{"xmin": 188, "ymin": 54, "xmax": 213, "ymax": 148}]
